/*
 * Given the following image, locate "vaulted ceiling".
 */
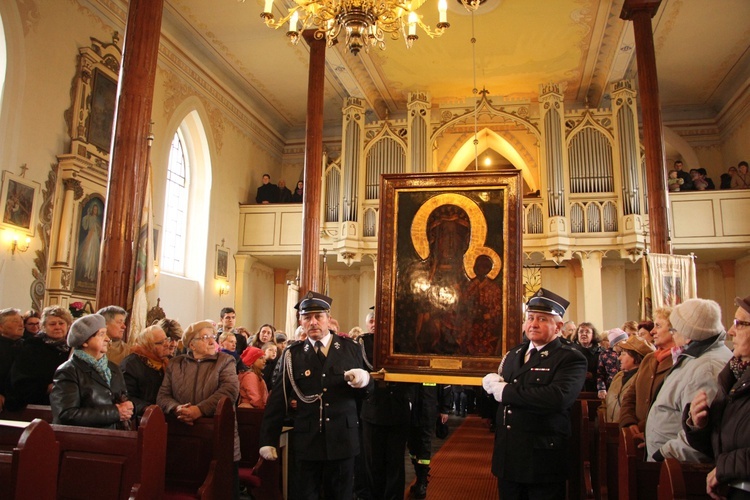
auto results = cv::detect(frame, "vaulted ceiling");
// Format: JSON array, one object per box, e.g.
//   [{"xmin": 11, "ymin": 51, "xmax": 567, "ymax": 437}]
[{"xmin": 163, "ymin": 0, "xmax": 750, "ymax": 140}]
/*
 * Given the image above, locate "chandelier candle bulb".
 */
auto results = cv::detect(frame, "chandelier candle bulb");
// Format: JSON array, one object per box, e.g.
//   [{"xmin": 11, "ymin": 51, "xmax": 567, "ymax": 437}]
[
  {"xmin": 438, "ymin": 0, "xmax": 447, "ymax": 24},
  {"xmin": 289, "ymin": 11, "xmax": 299, "ymax": 32},
  {"xmin": 263, "ymin": 0, "xmax": 273, "ymax": 13},
  {"xmin": 408, "ymin": 11, "xmax": 417, "ymax": 36}
]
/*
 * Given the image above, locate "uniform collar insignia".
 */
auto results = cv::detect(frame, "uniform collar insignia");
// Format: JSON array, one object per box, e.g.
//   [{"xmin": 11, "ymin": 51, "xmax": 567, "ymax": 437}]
[
  {"xmin": 304, "ymin": 343, "xmax": 310, "ymax": 352},
  {"xmin": 515, "ymin": 347, "xmax": 524, "ymax": 354},
  {"xmin": 540, "ymin": 350, "xmax": 549, "ymax": 358},
  {"xmin": 333, "ymin": 341, "xmax": 341, "ymax": 350}
]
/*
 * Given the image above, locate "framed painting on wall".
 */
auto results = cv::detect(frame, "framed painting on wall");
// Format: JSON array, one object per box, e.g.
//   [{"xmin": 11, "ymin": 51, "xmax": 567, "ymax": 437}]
[
  {"xmin": 73, "ymin": 196, "xmax": 105, "ymax": 295},
  {"xmin": 374, "ymin": 171, "xmax": 523, "ymax": 381},
  {"xmin": 0, "ymin": 171, "xmax": 41, "ymax": 236},
  {"xmin": 215, "ymin": 243, "xmax": 229, "ymax": 280},
  {"xmin": 87, "ymin": 68, "xmax": 117, "ymax": 153}
]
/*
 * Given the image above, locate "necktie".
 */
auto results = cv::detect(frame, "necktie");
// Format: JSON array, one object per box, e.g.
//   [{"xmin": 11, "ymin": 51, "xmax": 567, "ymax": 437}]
[
  {"xmin": 525, "ymin": 347, "xmax": 538, "ymax": 364},
  {"xmin": 315, "ymin": 340, "xmax": 326, "ymax": 365}
]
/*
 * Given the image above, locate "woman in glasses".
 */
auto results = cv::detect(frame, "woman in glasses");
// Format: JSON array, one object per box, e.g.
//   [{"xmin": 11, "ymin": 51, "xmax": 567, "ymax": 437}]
[
  {"xmin": 157, "ymin": 320, "xmax": 241, "ymax": 495},
  {"xmin": 684, "ymin": 295, "xmax": 750, "ymax": 499}
]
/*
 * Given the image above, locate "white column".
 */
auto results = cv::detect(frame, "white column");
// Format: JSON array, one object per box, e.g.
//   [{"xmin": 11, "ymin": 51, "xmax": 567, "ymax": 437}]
[
  {"xmin": 233, "ymin": 254, "xmax": 256, "ymax": 327},
  {"xmin": 577, "ymin": 251, "xmax": 604, "ymax": 331},
  {"xmin": 55, "ymin": 179, "xmax": 82, "ymax": 264}
]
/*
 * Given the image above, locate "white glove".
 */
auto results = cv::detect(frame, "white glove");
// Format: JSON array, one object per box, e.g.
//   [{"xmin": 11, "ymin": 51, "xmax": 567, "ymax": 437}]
[
  {"xmin": 486, "ymin": 381, "xmax": 508, "ymax": 402},
  {"xmin": 482, "ymin": 373, "xmax": 502, "ymax": 392},
  {"xmin": 344, "ymin": 368, "xmax": 371, "ymax": 388},
  {"xmin": 260, "ymin": 446, "xmax": 278, "ymax": 461}
]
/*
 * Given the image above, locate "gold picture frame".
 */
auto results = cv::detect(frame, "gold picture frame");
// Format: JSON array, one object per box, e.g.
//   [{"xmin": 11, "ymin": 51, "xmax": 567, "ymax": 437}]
[
  {"xmin": 0, "ymin": 171, "xmax": 41, "ymax": 236},
  {"xmin": 374, "ymin": 171, "xmax": 523, "ymax": 380},
  {"xmin": 215, "ymin": 243, "xmax": 229, "ymax": 280}
]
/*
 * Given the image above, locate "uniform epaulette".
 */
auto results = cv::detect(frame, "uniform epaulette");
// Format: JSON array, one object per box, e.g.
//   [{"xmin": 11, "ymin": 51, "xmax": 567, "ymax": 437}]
[{"xmin": 286, "ymin": 340, "xmax": 304, "ymax": 349}]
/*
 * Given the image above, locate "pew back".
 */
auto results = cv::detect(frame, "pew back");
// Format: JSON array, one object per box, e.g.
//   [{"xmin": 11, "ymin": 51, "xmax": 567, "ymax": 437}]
[
  {"xmin": 658, "ymin": 458, "xmax": 713, "ymax": 500},
  {"xmin": 0, "ymin": 419, "xmax": 58, "ymax": 500},
  {"xmin": 164, "ymin": 396, "xmax": 234, "ymax": 500},
  {"xmin": 0, "ymin": 405, "xmax": 166, "ymax": 500}
]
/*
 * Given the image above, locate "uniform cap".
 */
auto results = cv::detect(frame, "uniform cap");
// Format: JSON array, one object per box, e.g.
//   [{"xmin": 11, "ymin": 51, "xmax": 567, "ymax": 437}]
[
  {"xmin": 295, "ymin": 291, "xmax": 332, "ymax": 315},
  {"xmin": 526, "ymin": 288, "xmax": 569, "ymax": 317}
]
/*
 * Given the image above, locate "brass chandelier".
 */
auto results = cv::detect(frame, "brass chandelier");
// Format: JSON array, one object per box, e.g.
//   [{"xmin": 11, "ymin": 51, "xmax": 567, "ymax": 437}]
[{"xmin": 247, "ymin": 0, "xmax": 482, "ymax": 55}]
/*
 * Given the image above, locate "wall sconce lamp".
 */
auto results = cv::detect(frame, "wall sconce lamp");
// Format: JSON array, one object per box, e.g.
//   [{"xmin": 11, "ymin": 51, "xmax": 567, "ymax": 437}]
[
  {"xmin": 218, "ymin": 282, "xmax": 230, "ymax": 297},
  {"xmin": 147, "ymin": 121, "xmax": 155, "ymax": 148},
  {"xmin": 11, "ymin": 234, "xmax": 30, "ymax": 256}
]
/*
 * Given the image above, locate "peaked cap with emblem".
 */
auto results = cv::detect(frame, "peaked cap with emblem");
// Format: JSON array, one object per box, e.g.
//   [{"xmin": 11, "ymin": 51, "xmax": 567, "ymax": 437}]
[
  {"xmin": 526, "ymin": 288, "xmax": 569, "ymax": 317},
  {"xmin": 295, "ymin": 291, "xmax": 333, "ymax": 315}
]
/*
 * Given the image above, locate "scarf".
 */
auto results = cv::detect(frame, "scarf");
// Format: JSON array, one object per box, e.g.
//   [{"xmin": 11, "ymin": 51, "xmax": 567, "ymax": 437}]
[
  {"xmin": 41, "ymin": 334, "xmax": 71, "ymax": 354},
  {"xmin": 655, "ymin": 347, "xmax": 672, "ymax": 363},
  {"xmin": 73, "ymin": 349, "xmax": 112, "ymax": 386},
  {"xmin": 131, "ymin": 345, "xmax": 167, "ymax": 372},
  {"xmin": 729, "ymin": 356, "xmax": 750, "ymax": 381}
]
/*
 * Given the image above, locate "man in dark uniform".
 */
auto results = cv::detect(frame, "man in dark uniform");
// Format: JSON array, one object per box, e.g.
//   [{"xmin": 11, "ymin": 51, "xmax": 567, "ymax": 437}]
[
  {"xmin": 483, "ymin": 288, "xmax": 586, "ymax": 500},
  {"xmin": 259, "ymin": 291, "xmax": 374, "ymax": 500},
  {"xmin": 358, "ymin": 306, "xmax": 414, "ymax": 500}
]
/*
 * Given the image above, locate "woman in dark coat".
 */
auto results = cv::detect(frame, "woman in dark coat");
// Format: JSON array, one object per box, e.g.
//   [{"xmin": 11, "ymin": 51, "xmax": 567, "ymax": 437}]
[
  {"xmin": 9, "ymin": 306, "xmax": 73, "ymax": 408},
  {"xmin": 50, "ymin": 314, "xmax": 134, "ymax": 429},
  {"xmin": 119, "ymin": 324, "xmax": 170, "ymax": 416},
  {"xmin": 684, "ymin": 295, "xmax": 750, "ymax": 499},
  {"xmin": 572, "ymin": 322, "xmax": 602, "ymax": 392}
]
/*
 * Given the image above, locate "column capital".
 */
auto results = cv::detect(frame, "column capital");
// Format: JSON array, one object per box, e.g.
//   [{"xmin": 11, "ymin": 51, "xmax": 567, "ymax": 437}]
[
  {"xmin": 620, "ymin": 0, "xmax": 662, "ymax": 20},
  {"xmin": 62, "ymin": 178, "xmax": 84, "ymax": 200}
]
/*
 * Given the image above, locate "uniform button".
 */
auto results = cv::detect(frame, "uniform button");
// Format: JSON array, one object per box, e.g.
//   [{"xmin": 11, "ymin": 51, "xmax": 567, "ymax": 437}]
[
  {"xmin": 513, "ymin": 379, "xmax": 518, "ymax": 383},
  {"xmin": 322, "ymin": 374, "xmax": 326, "ymax": 377},
  {"xmin": 506, "ymin": 425, "xmax": 511, "ymax": 429},
  {"xmin": 507, "ymin": 409, "xmax": 512, "ymax": 414},
  {"xmin": 326, "ymin": 418, "xmax": 330, "ymax": 422},
  {"xmin": 323, "ymin": 388, "xmax": 327, "ymax": 392},
  {"xmin": 325, "ymin": 403, "xmax": 329, "ymax": 407}
]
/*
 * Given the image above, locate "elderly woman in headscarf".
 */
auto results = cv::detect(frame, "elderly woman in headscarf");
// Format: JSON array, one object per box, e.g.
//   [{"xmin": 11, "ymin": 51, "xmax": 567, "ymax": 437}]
[
  {"xmin": 157, "ymin": 320, "xmax": 241, "ymax": 496},
  {"xmin": 49, "ymin": 314, "xmax": 134, "ymax": 428},
  {"xmin": 603, "ymin": 335, "xmax": 654, "ymax": 423},
  {"xmin": 120, "ymin": 324, "xmax": 171, "ymax": 416}
]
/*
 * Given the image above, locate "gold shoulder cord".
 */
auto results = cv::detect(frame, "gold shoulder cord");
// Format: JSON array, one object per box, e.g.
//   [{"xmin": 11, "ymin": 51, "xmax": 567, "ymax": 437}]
[
  {"xmin": 282, "ymin": 348, "xmax": 325, "ymax": 432},
  {"xmin": 358, "ymin": 337, "xmax": 374, "ymax": 371}
]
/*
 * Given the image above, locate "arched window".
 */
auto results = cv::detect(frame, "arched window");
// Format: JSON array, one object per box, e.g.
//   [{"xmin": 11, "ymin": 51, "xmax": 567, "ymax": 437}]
[{"xmin": 161, "ymin": 130, "xmax": 190, "ymax": 275}]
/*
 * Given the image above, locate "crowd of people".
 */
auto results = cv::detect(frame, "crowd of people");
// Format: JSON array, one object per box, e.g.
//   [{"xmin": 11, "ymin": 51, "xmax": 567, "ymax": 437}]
[
  {"xmin": 670, "ymin": 159, "xmax": 750, "ymax": 191},
  {"xmin": 546, "ymin": 295, "xmax": 750, "ymax": 499},
  {"xmin": 1, "ymin": 289, "xmax": 748, "ymax": 499}
]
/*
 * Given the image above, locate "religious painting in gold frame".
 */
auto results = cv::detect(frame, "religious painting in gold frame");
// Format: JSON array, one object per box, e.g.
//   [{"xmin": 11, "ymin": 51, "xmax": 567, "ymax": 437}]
[{"xmin": 374, "ymin": 171, "xmax": 523, "ymax": 381}]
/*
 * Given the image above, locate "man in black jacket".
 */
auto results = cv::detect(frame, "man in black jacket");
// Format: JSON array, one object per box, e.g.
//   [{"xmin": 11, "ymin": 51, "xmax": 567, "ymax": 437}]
[
  {"xmin": 483, "ymin": 288, "xmax": 586, "ymax": 500},
  {"xmin": 259, "ymin": 291, "xmax": 374, "ymax": 500},
  {"xmin": 255, "ymin": 173, "xmax": 279, "ymax": 204}
]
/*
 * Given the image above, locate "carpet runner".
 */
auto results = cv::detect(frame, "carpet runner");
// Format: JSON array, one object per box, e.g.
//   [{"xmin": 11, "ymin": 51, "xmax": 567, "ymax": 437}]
[{"xmin": 406, "ymin": 416, "xmax": 496, "ymax": 499}]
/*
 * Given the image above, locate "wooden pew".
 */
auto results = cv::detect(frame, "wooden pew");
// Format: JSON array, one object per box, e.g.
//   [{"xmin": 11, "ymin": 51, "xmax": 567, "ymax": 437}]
[
  {"xmin": 595, "ymin": 406, "xmax": 620, "ymax": 500},
  {"xmin": 618, "ymin": 425, "xmax": 661, "ymax": 500},
  {"xmin": 0, "ymin": 419, "xmax": 58, "ymax": 500},
  {"xmin": 0, "ymin": 404, "xmax": 54, "ymax": 422},
  {"xmin": 570, "ymin": 398, "xmax": 596, "ymax": 500},
  {"xmin": 164, "ymin": 396, "xmax": 234, "ymax": 500},
  {"xmin": 658, "ymin": 458, "xmax": 713, "ymax": 500},
  {"xmin": 236, "ymin": 407, "xmax": 283, "ymax": 499},
  {"xmin": 0, "ymin": 405, "xmax": 166, "ymax": 500}
]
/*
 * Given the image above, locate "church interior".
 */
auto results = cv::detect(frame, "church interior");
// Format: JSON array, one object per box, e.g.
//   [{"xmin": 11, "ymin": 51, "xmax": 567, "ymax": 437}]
[{"xmin": 0, "ymin": 0, "xmax": 748, "ymax": 337}]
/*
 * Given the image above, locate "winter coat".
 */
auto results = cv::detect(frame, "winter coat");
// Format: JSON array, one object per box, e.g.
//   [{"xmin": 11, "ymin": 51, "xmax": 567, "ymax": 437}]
[
  {"xmin": 120, "ymin": 353, "xmax": 164, "ymax": 416},
  {"xmin": 604, "ymin": 369, "xmax": 637, "ymax": 423},
  {"xmin": 157, "ymin": 351, "xmax": 240, "ymax": 460},
  {"xmin": 645, "ymin": 334, "xmax": 732, "ymax": 462},
  {"xmin": 619, "ymin": 349, "xmax": 673, "ymax": 431},
  {"xmin": 49, "ymin": 355, "xmax": 128, "ymax": 429},
  {"xmin": 685, "ymin": 362, "xmax": 750, "ymax": 486},
  {"xmin": 9, "ymin": 334, "xmax": 70, "ymax": 407}
]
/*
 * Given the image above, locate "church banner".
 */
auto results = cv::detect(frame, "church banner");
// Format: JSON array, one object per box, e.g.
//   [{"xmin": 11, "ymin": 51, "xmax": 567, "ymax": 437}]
[
  {"xmin": 641, "ymin": 252, "xmax": 697, "ymax": 319},
  {"xmin": 374, "ymin": 171, "xmax": 523, "ymax": 380}
]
